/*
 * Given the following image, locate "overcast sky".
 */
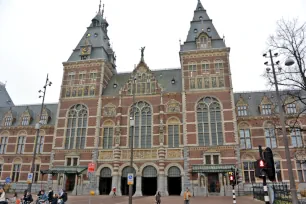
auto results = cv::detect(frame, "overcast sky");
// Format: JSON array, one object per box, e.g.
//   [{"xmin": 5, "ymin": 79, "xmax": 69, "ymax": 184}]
[{"xmin": 0, "ymin": 0, "xmax": 305, "ymax": 105}]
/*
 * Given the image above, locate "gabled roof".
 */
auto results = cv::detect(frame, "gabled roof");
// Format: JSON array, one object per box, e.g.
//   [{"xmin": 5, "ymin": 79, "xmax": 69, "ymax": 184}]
[
  {"xmin": 102, "ymin": 68, "xmax": 182, "ymax": 96},
  {"xmin": 181, "ymin": 0, "xmax": 226, "ymax": 52},
  {"xmin": 0, "ymin": 82, "xmax": 14, "ymax": 108},
  {"xmin": 0, "ymin": 103, "xmax": 58, "ymax": 127}
]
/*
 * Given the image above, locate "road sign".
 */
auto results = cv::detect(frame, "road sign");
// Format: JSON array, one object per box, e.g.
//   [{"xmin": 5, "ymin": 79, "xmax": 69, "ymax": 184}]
[
  {"xmin": 5, "ymin": 177, "xmax": 11, "ymax": 183},
  {"xmin": 127, "ymin": 173, "xmax": 134, "ymax": 185},
  {"xmin": 88, "ymin": 163, "xmax": 95, "ymax": 173},
  {"xmin": 27, "ymin": 173, "xmax": 33, "ymax": 184}
]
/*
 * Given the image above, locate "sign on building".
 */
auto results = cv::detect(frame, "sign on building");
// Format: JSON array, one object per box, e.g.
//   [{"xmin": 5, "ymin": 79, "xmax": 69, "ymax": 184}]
[
  {"xmin": 127, "ymin": 173, "xmax": 134, "ymax": 185},
  {"xmin": 27, "ymin": 173, "xmax": 33, "ymax": 184},
  {"xmin": 88, "ymin": 163, "xmax": 95, "ymax": 173}
]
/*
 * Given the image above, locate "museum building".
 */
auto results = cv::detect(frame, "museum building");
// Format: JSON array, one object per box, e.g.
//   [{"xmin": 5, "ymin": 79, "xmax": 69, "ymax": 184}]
[{"xmin": 1, "ymin": 0, "xmax": 306, "ymax": 196}]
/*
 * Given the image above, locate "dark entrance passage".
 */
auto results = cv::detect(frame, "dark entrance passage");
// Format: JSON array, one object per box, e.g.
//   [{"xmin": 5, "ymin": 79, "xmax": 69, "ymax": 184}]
[
  {"xmin": 142, "ymin": 166, "xmax": 157, "ymax": 196},
  {"xmin": 121, "ymin": 167, "xmax": 136, "ymax": 196},
  {"xmin": 99, "ymin": 167, "xmax": 112, "ymax": 195},
  {"xmin": 208, "ymin": 173, "xmax": 220, "ymax": 193},
  {"xmin": 167, "ymin": 166, "xmax": 181, "ymax": 195},
  {"xmin": 65, "ymin": 174, "xmax": 76, "ymax": 191}
]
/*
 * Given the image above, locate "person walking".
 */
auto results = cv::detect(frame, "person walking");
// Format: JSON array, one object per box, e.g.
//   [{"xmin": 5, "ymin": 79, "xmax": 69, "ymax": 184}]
[
  {"xmin": 183, "ymin": 188, "xmax": 191, "ymax": 204},
  {"xmin": 155, "ymin": 191, "xmax": 161, "ymax": 204},
  {"xmin": 112, "ymin": 187, "xmax": 116, "ymax": 198}
]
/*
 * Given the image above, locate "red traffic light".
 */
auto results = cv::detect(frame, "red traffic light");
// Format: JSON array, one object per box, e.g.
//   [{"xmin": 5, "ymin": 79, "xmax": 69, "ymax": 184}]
[
  {"xmin": 230, "ymin": 175, "xmax": 234, "ymax": 181},
  {"xmin": 259, "ymin": 160, "xmax": 265, "ymax": 168}
]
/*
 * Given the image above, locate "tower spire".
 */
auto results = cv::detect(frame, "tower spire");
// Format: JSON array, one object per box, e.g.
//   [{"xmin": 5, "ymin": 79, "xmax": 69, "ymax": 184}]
[
  {"xmin": 102, "ymin": 4, "xmax": 105, "ymax": 18},
  {"xmin": 98, "ymin": 0, "xmax": 102, "ymax": 14}
]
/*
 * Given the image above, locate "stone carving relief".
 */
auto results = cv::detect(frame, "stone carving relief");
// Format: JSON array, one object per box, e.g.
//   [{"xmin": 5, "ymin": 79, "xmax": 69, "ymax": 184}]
[
  {"xmin": 92, "ymin": 149, "xmax": 98, "ymax": 161},
  {"xmin": 166, "ymin": 99, "xmax": 180, "ymax": 113},
  {"xmin": 159, "ymin": 119, "xmax": 165, "ymax": 144},
  {"xmin": 115, "ymin": 120, "xmax": 121, "ymax": 145},
  {"xmin": 103, "ymin": 103, "xmax": 116, "ymax": 117},
  {"xmin": 167, "ymin": 149, "xmax": 182, "ymax": 159},
  {"xmin": 121, "ymin": 149, "xmax": 158, "ymax": 160},
  {"xmin": 98, "ymin": 151, "xmax": 113, "ymax": 160}
]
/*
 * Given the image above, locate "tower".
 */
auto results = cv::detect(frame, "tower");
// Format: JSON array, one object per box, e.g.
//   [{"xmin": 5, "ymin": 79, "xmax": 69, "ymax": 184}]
[
  {"xmin": 180, "ymin": 0, "xmax": 238, "ymax": 195},
  {"xmin": 52, "ymin": 2, "xmax": 116, "ymax": 195}
]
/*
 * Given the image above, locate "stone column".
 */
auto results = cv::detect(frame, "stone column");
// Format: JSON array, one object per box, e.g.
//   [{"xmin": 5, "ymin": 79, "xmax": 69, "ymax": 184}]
[
  {"xmin": 72, "ymin": 174, "xmax": 78, "ymax": 195},
  {"xmin": 110, "ymin": 173, "xmax": 120, "ymax": 196},
  {"xmin": 158, "ymin": 145, "xmax": 166, "ymax": 196},
  {"xmin": 157, "ymin": 173, "xmax": 166, "ymax": 196},
  {"xmin": 95, "ymin": 176, "xmax": 100, "ymax": 195},
  {"xmin": 133, "ymin": 173, "xmax": 142, "ymax": 196},
  {"xmin": 219, "ymin": 173, "xmax": 224, "ymax": 196},
  {"xmin": 164, "ymin": 174, "xmax": 169, "ymax": 196},
  {"xmin": 180, "ymin": 175, "xmax": 184, "ymax": 196}
]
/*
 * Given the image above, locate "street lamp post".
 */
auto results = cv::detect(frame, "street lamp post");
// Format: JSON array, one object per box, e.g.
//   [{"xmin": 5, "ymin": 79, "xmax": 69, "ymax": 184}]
[
  {"xmin": 264, "ymin": 50, "xmax": 298, "ymax": 204},
  {"xmin": 28, "ymin": 74, "xmax": 52, "ymax": 193},
  {"xmin": 129, "ymin": 77, "xmax": 136, "ymax": 204}
]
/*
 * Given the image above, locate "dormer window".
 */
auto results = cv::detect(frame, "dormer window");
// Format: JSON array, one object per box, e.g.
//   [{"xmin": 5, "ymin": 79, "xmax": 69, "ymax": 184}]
[
  {"xmin": 237, "ymin": 105, "xmax": 248, "ymax": 116},
  {"xmin": 286, "ymin": 103, "xmax": 297, "ymax": 114},
  {"xmin": 199, "ymin": 36, "xmax": 208, "ymax": 48},
  {"xmin": 92, "ymin": 19, "xmax": 99, "ymax": 27},
  {"xmin": 262, "ymin": 104, "xmax": 272, "ymax": 115},
  {"xmin": 197, "ymin": 33, "xmax": 211, "ymax": 49},
  {"xmin": 4, "ymin": 116, "xmax": 12, "ymax": 127},
  {"xmin": 21, "ymin": 116, "xmax": 30, "ymax": 126},
  {"xmin": 40, "ymin": 114, "xmax": 48, "ymax": 125}
]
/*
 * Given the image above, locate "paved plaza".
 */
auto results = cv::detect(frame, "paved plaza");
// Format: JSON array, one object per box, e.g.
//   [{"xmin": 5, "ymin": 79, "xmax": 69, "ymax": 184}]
[{"xmin": 66, "ymin": 195, "xmax": 262, "ymax": 204}]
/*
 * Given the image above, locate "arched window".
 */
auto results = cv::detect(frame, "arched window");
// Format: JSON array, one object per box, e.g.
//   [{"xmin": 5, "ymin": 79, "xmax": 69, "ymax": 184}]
[
  {"xmin": 214, "ymin": 60, "xmax": 224, "ymax": 72},
  {"xmin": 167, "ymin": 118, "xmax": 180, "ymax": 148},
  {"xmin": 239, "ymin": 123, "xmax": 251, "ymax": 149},
  {"xmin": 65, "ymin": 104, "xmax": 88, "ymax": 149},
  {"xmin": 129, "ymin": 101, "xmax": 152, "ymax": 148},
  {"xmin": 197, "ymin": 97, "xmax": 223, "ymax": 146},
  {"xmin": 264, "ymin": 122, "xmax": 277, "ymax": 148},
  {"xmin": 201, "ymin": 61, "xmax": 210, "ymax": 73}
]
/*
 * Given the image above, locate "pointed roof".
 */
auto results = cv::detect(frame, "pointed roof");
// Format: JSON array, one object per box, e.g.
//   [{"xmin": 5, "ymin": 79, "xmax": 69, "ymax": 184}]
[
  {"xmin": 0, "ymin": 82, "xmax": 14, "ymax": 108},
  {"xmin": 67, "ymin": 2, "xmax": 116, "ymax": 68},
  {"xmin": 181, "ymin": 0, "xmax": 226, "ymax": 52}
]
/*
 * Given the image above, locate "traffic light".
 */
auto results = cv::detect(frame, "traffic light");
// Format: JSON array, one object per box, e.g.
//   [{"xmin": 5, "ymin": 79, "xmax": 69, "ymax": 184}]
[
  {"xmin": 229, "ymin": 172, "xmax": 235, "ymax": 185},
  {"xmin": 263, "ymin": 147, "xmax": 276, "ymax": 181},
  {"xmin": 235, "ymin": 169, "xmax": 241, "ymax": 184},
  {"xmin": 254, "ymin": 159, "xmax": 266, "ymax": 178}
]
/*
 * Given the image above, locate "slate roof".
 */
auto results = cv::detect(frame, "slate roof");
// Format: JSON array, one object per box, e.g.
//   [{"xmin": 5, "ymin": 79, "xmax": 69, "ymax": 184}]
[
  {"xmin": 0, "ymin": 103, "xmax": 58, "ymax": 127},
  {"xmin": 234, "ymin": 90, "xmax": 306, "ymax": 117},
  {"xmin": 67, "ymin": 11, "xmax": 115, "ymax": 64},
  {"xmin": 181, "ymin": 0, "xmax": 226, "ymax": 51},
  {"xmin": 103, "ymin": 68, "xmax": 182, "ymax": 95},
  {"xmin": 0, "ymin": 83, "xmax": 14, "ymax": 108}
]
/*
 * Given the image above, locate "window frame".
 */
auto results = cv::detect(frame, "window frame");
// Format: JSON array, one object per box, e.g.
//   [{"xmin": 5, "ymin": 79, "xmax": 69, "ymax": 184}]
[
  {"xmin": 243, "ymin": 161, "xmax": 256, "ymax": 183},
  {"xmin": 167, "ymin": 119, "xmax": 180, "ymax": 148},
  {"xmin": 286, "ymin": 103, "xmax": 297, "ymax": 114},
  {"xmin": 261, "ymin": 104, "xmax": 272, "ymax": 115},
  {"xmin": 265, "ymin": 127, "xmax": 277, "ymax": 148},
  {"xmin": 0, "ymin": 137, "xmax": 8, "ymax": 154},
  {"xmin": 239, "ymin": 128, "xmax": 252, "ymax": 149},
  {"xmin": 12, "ymin": 164, "xmax": 21, "ymax": 182},
  {"xmin": 102, "ymin": 126, "xmax": 114, "ymax": 149},
  {"xmin": 237, "ymin": 105, "xmax": 248, "ymax": 116},
  {"xmin": 16, "ymin": 136, "xmax": 26, "ymax": 154},
  {"xmin": 296, "ymin": 161, "xmax": 306, "ymax": 182},
  {"xmin": 291, "ymin": 128, "xmax": 303, "ymax": 147}
]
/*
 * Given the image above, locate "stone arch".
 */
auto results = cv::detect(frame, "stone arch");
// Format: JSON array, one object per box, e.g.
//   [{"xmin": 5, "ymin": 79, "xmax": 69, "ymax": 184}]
[
  {"xmin": 166, "ymin": 116, "xmax": 180, "ymax": 124},
  {"xmin": 65, "ymin": 103, "xmax": 89, "ymax": 118},
  {"xmin": 273, "ymin": 152, "xmax": 282, "ymax": 160},
  {"xmin": 241, "ymin": 153, "xmax": 255, "ymax": 161},
  {"xmin": 102, "ymin": 120, "xmax": 115, "ymax": 126},
  {"xmin": 0, "ymin": 131, "xmax": 9, "ymax": 136},
  {"xmin": 13, "ymin": 157, "xmax": 22, "ymax": 163},
  {"xmin": 139, "ymin": 162, "xmax": 159, "ymax": 175},
  {"xmin": 194, "ymin": 95, "xmax": 223, "ymax": 110},
  {"xmin": 263, "ymin": 120, "xmax": 274, "ymax": 127},
  {"xmin": 39, "ymin": 129, "xmax": 46, "ymax": 135},
  {"xmin": 128, "ymin": 100, "xmax": 153, "ymax": 115},
  {"xmin": 164, "ymin": 163, "xmax": 184, "ymax": 176},
  {"xmin": 118, "ymin": 163, "xmax": 139, "ymax": 176},
  {"xmin": 238, "ymin": 122, "xmax": 251, "ymax": 128},
  {"xmin": 17, "ymin": 130, "xmax": 27, "ymax": 135},
  {"xmin": 95, "ymin": 164, "xmax": 114, "ymax": 176},
  {"xmin": 0, "ymin": 157, "xmax": 4, "ymax": 163}
]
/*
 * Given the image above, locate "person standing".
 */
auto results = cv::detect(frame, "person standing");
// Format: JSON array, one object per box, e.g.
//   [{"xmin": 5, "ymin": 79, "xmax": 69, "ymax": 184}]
[
  {"xmin": 155, "ymin": 191, "xmax": 161, "ymax": 204},
  {"xmin": 183, "ymin": 188, "xmax": 191, "ymax": 204},
  {"xmin": 112, "ymin": 187, "xmax": 116, "ymax": 198},
  {"xmin": 0, "ymin": 187, "xmax": 6, "ymax": 204}
]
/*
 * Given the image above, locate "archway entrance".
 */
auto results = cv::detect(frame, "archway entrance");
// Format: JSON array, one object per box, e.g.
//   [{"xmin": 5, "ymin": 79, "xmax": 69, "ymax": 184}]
[
  {"xmin": 142, "ymin": 166, "xmax": 157, "ymax": 196},
  {"xmin": 99, "ymin": 167, "xmax": 112, "ymax": 195},
  {"xmin": 121, "ymin": 167, "xmax": 136, "ymax": 196},
  {"xmin": 167, "ymin": 166, "xmax": 181, "ymax": 195}
]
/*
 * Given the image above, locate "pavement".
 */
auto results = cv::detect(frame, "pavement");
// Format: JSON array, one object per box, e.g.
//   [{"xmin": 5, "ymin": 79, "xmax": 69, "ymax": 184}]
[{"xmin": 66, "ymin": 195, "xmax": 262, "ymax": 204}]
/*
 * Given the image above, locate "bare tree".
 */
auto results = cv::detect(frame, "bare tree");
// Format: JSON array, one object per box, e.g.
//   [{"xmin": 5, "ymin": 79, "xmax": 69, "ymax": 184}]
[{"xmin": 265, "ymin": 18, "xmax": 306, "ymax": 131}]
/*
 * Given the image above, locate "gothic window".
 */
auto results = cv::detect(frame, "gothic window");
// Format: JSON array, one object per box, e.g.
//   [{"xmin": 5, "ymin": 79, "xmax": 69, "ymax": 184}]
[
  {"xmin": 4, "ymin": 116, "xmax": 12, "ymax": 127},
  {"xmin": 65, "ymin": 104, "xmax": 88, "ymax": 149},
  {"xmin": 188, "ymin": 63, "xmax": 197, "ymax": 72},
  {"xmin": 78, "ymin": 88, "xmax": 83, "ymax": 97},
  {"xmin": 265, "ymin": 125, "xmax": 277, "ymax": 148},
  {"xmin": 197, "ymin": 97, "xmax": 223, "ymax": 146},
  {"xmin": 201, "ymin": 61, "xmax": 210, "ymax": 73},
  {"xmin": 90, "ymin": 86, "xmax": 95, "ymax": 96},
  {"xmin": 68, "ymin": 72, "xmax": 75, "ymax": 84},
  {"xmin": 199, "ymin": 36, "xmax": 209, "ymax": 48},
  {"xmin": 79, "ymin": 72, "xmax": 86, "ymax": 80},
  {"xmin": 239, "ymin": 123, "xmax": 251, "ymax": 149},
  {"xmin": 65, "ymin": 88, "xmax": 71, "ymax": 97},
  {"xmin": 90, "ymin": 72, "xmax": 97, "ymax": 80},
  {"xmin": 275, "ymin": 161, "xmax": 282, "ymax": 182},
  {"xmin": 103, "ymin": 125, "xmax": 114, "ymax": 149},
  {"xmin": 214, "ymin": 60, "xmax": 224, "ymax": 72},
  {"xmin": 16, "ymin": 136, "xmax": 26, "ymax": 154},
  {"xmin": 243, "ymin": 162, "xmax": 255, "ymax": 183},
  {"xmin": 167, "ymin": 118, "xmax": 180, "ymax": 148},
  {"xmin": 297, "ymin": 161, "xmax": 306, "ymax": 182},
  {"xmin": 72, "ymin": 88, "xmax": 77, "ymax": 97},
  {"xmin": 21, "ymin": 116, "xmax": 30, "ymax": 126},
  {"xmin": 291, "ymin": 128, "xmax": 303, "ymax": 147},
  {"xmin": 0, "ymin": 137, "xmax": 8, "ymax": 154},
  {"xmin": 197, "ymin": 78, "xmax": 203, "ymax": 89},
  {"xmin": 168, "ymin": 166, "xmax": 181, "ymax": 177},
  {"xmin": 286, "ymin": 103, "xmax": 297, "ymax": 114},
  {"xmin": 129, "ymin": 101, "xmax": 152, "ymax": 148},
  {"xmin": 237, "ymin": 105, "xmax": 248, "ymax": 116},
  {"xmin": 84, "ymin": 86, "xmax": 89, "ymax": 96}
]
